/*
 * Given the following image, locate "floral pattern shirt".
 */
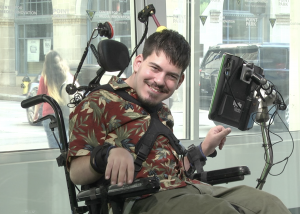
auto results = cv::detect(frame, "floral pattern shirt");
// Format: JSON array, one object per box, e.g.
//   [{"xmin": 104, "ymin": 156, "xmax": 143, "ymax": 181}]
[{"xmin": 67, "ymin": 76, "xmax": 200, "ymax": 191}]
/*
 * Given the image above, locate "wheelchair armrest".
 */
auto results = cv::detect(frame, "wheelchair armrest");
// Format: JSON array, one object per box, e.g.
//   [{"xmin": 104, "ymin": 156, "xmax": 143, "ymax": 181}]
[
  {"xmin": 192, "ymin": 166, "xmax": 251, "ymax": 185},
  {"xmin": 76, "ymin": 177, "xmax": 160, "ymax": 202}
]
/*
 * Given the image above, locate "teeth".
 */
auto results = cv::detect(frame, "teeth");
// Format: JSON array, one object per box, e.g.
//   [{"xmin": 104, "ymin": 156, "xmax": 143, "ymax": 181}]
[{"xmin": 150, "ymin": 86, "xmax": 160, "ymax": 92}]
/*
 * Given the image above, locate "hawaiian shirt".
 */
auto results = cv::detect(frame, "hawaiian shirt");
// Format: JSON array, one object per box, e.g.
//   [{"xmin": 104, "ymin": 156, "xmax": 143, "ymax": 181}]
[{"xmin": 67, "ymin": 76, "xmax": 199, "ymax": 191}]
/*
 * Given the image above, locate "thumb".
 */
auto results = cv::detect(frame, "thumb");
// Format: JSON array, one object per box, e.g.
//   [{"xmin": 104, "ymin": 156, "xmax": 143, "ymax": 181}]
[{"xmin": 216, "ymin": 127, "xmax": 231, "ymax": 139}]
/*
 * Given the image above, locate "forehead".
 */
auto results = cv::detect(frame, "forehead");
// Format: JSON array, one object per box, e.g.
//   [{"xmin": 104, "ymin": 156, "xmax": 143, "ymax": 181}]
[{"xmin": 145, "ymin": 51, "xmax": 182, "ymax": 74}]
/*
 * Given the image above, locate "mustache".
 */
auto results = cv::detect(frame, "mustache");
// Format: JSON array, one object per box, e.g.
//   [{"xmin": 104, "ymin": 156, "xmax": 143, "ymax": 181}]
[{"xmin": 146, "ymin": 80, "xmax": 169, "ymax": 93}]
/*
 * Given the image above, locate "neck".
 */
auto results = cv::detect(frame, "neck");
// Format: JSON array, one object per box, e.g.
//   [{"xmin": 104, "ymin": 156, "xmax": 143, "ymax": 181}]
[{"xmin": 124, "ymin": 73, "xmax": 135, "ymax": 88}]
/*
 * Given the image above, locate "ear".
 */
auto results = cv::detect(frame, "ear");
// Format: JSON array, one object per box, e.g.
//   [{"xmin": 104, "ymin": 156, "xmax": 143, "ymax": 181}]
[
  {"xmin": 176, "ymin": 73, "xmax": 185, "ymax": 89},
  {"xmin": 133, "ymin": 54, "xmax": 143, "ymax": 72}
]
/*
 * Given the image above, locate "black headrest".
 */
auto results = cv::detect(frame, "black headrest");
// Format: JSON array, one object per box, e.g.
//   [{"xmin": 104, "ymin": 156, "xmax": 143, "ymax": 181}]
[{"xmin": 98, "ymin": 40, "xmax": 130, "ymax": 71}]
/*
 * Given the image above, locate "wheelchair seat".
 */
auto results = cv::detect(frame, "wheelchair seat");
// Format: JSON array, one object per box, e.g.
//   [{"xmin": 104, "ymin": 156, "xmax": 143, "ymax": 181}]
[{"xmin": 74, "ymin": 166, "xmax": 250, "ymax": 214}]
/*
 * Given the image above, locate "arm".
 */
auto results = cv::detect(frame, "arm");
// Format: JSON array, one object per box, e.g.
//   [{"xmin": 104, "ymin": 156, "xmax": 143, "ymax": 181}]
[
  {"xmin": 183, "ymin": 125, "xmax": 231, "ymax": 171},
  {"xmin": 69, "ymin": 156, "xmax": 102, "ymax": 185},
  {"xmin": 33, "ymin": 104, "xmax": 42, "ymax": 121},
  {"xmin": 201, "ymin": 125, "xmax": 231, "ymax": 156},
  {"xmin": 105, "ymin": 147, "xmax": 134, "ymax": 186},
  {"xmin": 33, "ymin": 76, "xmax": 45, "ymax": 121},
  {"xmin": 69, "ymin": 147, "xmax": 135, "ymax": 186}
]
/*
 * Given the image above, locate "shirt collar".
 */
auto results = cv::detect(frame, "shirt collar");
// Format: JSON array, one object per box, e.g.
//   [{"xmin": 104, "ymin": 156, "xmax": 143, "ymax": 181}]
[
  {"xmin": 108, "ymin": 76, "xmax": 130, "ymax": 90},
  {"xmin": 108, "ymin": 75, "xmax": 140, "ymax": 100}
]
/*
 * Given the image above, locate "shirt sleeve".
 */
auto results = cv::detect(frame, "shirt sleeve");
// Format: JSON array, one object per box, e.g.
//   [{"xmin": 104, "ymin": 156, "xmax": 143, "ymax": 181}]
[{"xmin": 66, "ymin": 91, "xmax": 108, "ymax": 169}]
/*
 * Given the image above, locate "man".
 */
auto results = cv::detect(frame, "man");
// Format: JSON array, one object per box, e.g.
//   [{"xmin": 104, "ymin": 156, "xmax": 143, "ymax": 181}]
[{"xmin": 67, "ymin": 30, "xmax": 290, "ymax": 213}]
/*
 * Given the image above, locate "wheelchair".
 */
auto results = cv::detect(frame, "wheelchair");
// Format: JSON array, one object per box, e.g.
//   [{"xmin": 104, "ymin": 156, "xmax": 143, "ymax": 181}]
[{"xmin": 21, "ymin": 38, "xmax": 251, "ymax": 214}]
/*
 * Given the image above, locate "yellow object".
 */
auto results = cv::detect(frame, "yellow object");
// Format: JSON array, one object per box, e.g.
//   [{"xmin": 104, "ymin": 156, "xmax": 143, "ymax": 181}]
[
  {"xmin": 21, "ymin": 76, "xmax": 31, "ymax": 95},
  {"xmin": 156, "ymin": 26, "xmax": 167, "ymax": 32}
]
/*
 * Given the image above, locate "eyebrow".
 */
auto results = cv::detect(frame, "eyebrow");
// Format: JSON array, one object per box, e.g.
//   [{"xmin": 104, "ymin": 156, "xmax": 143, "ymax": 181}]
[{"xmin": 148, "ymin": 62, "xmax": 181, "ymax": 78}]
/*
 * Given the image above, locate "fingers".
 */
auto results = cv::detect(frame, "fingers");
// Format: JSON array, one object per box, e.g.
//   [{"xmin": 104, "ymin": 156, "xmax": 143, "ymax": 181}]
[
  {"xmin": 105, "ymin": 158, "xmax": 124, "ymax": 186},
  {"xmin": 216, "ymin": 127, "xmax": 231, "ymax": 139},
  {"xmin": 116, "ymin": 161, "xmax": 129, "ymax": 186},
  {"xmin": 104, "ymin": 148, "xmax": 134, "ymax": 186},
  {"xmin": 219, "ymin": 138, "xmax": 226, "ymax": 150},
  {"xmin": 127, "ymin": 161, "xmax": 134, "ymax": 184},
  {"xmin": 105, "ymin": 157, "xmax": 114, "ymax": 180}
]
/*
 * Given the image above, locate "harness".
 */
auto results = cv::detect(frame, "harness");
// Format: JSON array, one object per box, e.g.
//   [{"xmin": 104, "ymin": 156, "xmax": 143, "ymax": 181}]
[
  {"xmin": 82, "ymin": 84, "xmax": 208, "ymax": 214},
  {"xmin": 93, "ymin": 84, "xmax": 186, "ymax": 177}
]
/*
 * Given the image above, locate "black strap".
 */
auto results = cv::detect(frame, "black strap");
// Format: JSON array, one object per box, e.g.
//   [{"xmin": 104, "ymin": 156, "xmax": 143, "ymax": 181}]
[
  {"xmin": 91, "ymin": 84, "xmax": 162, "ymax": 113},
  {"xmin": 90, "ymin": 84, "xmax": 186, "ymax": 178},
  {"xmin": 134, "ymin": 112, "xmax": 185, "ymax": 177},
  {"xmin": 186, "ymin": 144, "xmax": 206, "ymax": 176}
]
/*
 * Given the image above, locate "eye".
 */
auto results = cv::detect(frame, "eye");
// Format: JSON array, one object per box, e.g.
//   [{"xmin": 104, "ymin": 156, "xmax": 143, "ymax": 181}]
[
  {"xmin": 169, "ymin": 74, "xmax": 179, "ymax": 81},
  {"xmin": 151, "ymin": 66, "xmax": 158, "ymax": 71}
]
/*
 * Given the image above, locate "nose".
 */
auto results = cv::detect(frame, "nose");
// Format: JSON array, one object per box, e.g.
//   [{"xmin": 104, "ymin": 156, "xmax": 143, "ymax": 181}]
[{"xmin": 154, "ymin": 72, "xmax": 166, "ymax": 87}]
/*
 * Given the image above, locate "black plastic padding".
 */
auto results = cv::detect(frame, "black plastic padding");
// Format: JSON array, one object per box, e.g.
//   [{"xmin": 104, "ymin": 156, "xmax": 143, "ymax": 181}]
[
  {"xmin": 21, "ymin": 94, "xmax": 45, "ymax": 108},
  {"xmin": 98, "ymin": 40, "xmax": 130, "ymax": 71},
  {"xmin": 193, "ymin": 166, "xmax": 250, "ymax": 185}
]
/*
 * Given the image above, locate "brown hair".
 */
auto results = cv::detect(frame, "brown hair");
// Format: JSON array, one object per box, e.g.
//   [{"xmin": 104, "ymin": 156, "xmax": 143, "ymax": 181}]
[{"xmin": 41, "ymin": 50, "xmax": 69, "ymax": 105}]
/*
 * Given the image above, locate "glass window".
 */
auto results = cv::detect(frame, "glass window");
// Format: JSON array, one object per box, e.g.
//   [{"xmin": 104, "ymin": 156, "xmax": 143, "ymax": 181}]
[
  {"xmin": 87, "ymin": 0, "xmax": 132, "ymax": 78},
  {"xmin": 18, "ymin": 0, "xmax": 52, "ymax": 16},
  {"xmin": 0, "ymin": 1, "xmax": 299, "ymax": 213},
  {"xmin": 16, "ymin": 0, "xmax": 53, "ymax": 76},
  {"xmin": 2, "ymin": 0, "xmax": 133, "ymax": 152},
  {"xmin": 18, "ymin": 24, "xmax": 53, "ymax": 75},
  {"xmin": 223, "ymin": 0, "xmax": 250, "ymax": 11},
  {"xmin": 194, "ymin": 0, "xmax": 298, "ymax": 212}
]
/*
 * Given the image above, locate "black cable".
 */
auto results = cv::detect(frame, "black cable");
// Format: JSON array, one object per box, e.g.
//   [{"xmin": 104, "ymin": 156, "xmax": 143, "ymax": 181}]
[
  {"xmin": 130, "ymin": 21, "xmax": 149, "ymax": 60},
  {"xmin": 248, "ymin": 79, "xmax": 293, "ymax": 188},
  {"xmin": 269, "ymin": 112, "xmax": 294, "ymax": 175},
  {"xmin": 224, "ymin": 73, "xmax": 243, "ymax": 111},
  {"xmin": 52, "ymin": 129, "xmax": 62, "ymax": 151},
  {"xmin": 117, "ymin": 20, "xmax": 149, "ymax": 78},
  {"xmin": 75, "ymin": 185, "xmax": 80, "ymax": 192},
  {"xmin": 68, "ymin": 92, "xmax": 84, "ymax": 107},
  {"xmin": 90, "ymin": 44, "xmax": 101, "ymax": 66},
  {"xmin": 252, "ymin": 98, "xmax": 294, "ymax": 186}
]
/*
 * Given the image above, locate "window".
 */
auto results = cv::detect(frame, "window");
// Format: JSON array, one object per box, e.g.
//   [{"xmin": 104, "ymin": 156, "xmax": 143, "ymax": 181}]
[
  {"xmin": 0, "ymin": 1, "xmax": 299, "ymax": 213},
  {"xmin": 18, "ymin": 0, "xmax": 52, "ymax": 16},
  {"xmin": 87, "ymin": 0, "xmax": 132, "ymax": 77},
  {"xmin": 16, "ymin": 0, "xmax": 53, "ymax": 75}
]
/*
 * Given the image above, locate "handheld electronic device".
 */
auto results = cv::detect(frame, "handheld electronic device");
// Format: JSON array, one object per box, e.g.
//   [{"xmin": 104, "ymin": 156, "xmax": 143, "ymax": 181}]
[{"xmin": 208, "ymin": 53, "xmax": 264, "ymax": 131}]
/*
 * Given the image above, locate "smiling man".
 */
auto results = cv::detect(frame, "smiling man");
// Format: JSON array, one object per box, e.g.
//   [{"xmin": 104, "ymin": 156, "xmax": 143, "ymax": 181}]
[
  {"xmin": 67, "ymin": 30, "xmax": 290, "ymax": 214},
  {"xmin": 125, "ymin": 36, "xmax": 186, "ymax": 107}
]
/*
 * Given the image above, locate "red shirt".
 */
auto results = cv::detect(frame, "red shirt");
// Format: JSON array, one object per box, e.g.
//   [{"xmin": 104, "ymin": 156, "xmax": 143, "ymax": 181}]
[
  {"xmin": 37, "ymin": 76, "xmax": 54, "ymax": 116},
  {"xmin": 67, "ymin": 76, "xmax": 201, "ymax": 191}
]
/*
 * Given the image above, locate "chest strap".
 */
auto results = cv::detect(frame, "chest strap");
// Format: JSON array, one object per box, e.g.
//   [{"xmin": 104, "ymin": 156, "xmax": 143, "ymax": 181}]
[{"xmin": 91, "ymin": 84, "xmax": 186, "ymax": 177}]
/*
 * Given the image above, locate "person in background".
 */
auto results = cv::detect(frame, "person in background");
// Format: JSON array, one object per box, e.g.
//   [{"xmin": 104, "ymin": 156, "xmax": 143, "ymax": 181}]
[{"xmin": 33, "ymin": 50, "xmax": 74, "ymax": 148}]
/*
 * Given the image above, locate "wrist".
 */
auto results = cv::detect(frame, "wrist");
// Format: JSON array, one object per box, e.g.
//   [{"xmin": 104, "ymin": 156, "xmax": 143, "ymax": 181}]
[
  {"xmin": 200, "ymin": 141, "xmax": 211, "ymax": 157},
  {"xmin": 90, "ymin": 143, "xmax": 114, "ymax": 174},
  {"xmin": 197, "ymin": 142, "xmax": 207, "ymax": 160},
  {"xmin": 200, "ymin": 141, "xmax": 218, "ymax": 158},
  {"xmin": 105, "ymin": 145, "xmax": 116, "ymax": 162}
]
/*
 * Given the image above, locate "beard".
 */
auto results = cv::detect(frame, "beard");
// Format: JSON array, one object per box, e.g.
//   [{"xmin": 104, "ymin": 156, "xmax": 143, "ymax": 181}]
[
  {"xmin": 137, "ymin": 81, "xmax": 170, "ymax": 107},
  {"xmin": 139, "ymin": 96, "xmax": 160, "ymax": 107}
]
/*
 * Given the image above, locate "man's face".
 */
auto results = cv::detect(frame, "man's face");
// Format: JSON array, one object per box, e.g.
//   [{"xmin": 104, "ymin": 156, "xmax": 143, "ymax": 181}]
[{"xmin": 130, "ymin": 51, "xmax": 185, "ymax": 107}]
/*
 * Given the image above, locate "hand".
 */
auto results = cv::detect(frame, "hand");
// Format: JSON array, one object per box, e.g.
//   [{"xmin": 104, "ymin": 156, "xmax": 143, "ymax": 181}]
[
  {"xmin": 105, "ymin": 147, "xmax": 134, "ymax": 186},
  {"xmin": 201, "ymin": 125, "xmax": 231, "ymax": 156}
]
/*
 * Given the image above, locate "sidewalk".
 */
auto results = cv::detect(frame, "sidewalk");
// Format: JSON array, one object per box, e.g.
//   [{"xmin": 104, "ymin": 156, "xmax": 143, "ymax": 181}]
[{"xmin": 0, "ymin": 85, "xmax": 26, "ymax": 102}]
